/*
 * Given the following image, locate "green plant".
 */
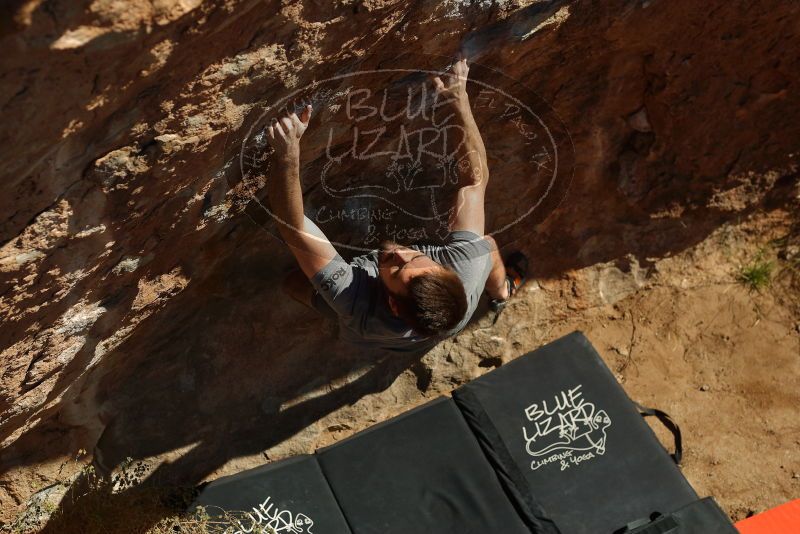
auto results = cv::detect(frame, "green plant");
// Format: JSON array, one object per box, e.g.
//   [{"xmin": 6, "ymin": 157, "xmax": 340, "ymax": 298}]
[{"xmin": 738, "ymin": 252, "xmax": 774, "ymax": 291}]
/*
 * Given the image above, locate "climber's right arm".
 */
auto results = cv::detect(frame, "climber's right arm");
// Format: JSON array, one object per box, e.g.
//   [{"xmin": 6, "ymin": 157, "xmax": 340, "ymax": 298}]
[
  {"xmin": 433, "ymin": 58, "xmax": 489, "ymax": 235},
  {"xmin": 267, "ymin": 106, "xmax": 338, "ymax": 280}
]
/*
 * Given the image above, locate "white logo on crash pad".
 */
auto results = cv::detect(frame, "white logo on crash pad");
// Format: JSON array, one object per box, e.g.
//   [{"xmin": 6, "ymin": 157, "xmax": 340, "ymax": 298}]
[
  {"xmin": 230, "ymin": 494, "xmax": 314, "ymax": 534},
  {"xmin": 522, "ymin": 384, "xmax": 611, "ymax": 472}
]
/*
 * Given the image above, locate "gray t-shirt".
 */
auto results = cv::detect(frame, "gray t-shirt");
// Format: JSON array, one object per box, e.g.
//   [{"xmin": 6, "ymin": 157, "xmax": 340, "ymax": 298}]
[{"xmin": 310, "ymin": 230, "xmax": 493, "ymax": 354}]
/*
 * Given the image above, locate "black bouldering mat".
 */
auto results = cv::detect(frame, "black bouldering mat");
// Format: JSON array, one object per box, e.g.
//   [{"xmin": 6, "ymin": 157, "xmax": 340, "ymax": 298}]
[
  {"xmin": 191, "ymin": 454, "xmax": 352, "ymax": 533},
  {"xmin": 191, "ymin": 332, "xmax": 736, "ymax": 533},
  {"xmin": 453, "ymin": 331, "xmax": 704, "ymax": 534},
  {"xmin": 316, "ymin": 396, "xmax": 534, "ymax": 534}
]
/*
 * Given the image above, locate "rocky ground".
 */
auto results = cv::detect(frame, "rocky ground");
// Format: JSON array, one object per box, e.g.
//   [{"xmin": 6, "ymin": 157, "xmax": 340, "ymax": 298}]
[{"xmin": 1, "ymin": 0, "xmax": 798, "ymax": 531}]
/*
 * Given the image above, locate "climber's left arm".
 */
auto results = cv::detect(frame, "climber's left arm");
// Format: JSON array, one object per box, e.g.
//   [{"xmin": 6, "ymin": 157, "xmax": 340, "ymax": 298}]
[{"xmin": 267, "ymin": 106, "xmax": 339, "ymax": 279}]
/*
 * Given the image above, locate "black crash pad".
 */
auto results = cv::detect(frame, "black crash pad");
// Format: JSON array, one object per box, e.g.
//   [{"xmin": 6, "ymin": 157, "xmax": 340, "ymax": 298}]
[
  {"xmin": 191, "ymin": 331, "xmax": 736, "ymax": 533},
  {"xmin": 453, "ymin": 331, "xmax": 700, "ymax": 534},
  {"xmin": 317, "ymin": 396, "xmax": 533, "ymax": 534},
  {"xmin": 192, "ymin": 454, "xmax": 351, "ymax": 533}
]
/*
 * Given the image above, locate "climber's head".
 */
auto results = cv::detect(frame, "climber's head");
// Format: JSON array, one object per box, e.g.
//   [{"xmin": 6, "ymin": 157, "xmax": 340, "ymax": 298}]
[{"xmin": 378, "ymin": 241, "xmax": 468, "ymax": 336}]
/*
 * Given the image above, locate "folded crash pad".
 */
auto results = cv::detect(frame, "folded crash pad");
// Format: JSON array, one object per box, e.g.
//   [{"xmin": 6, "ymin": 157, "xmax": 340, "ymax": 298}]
[
  {"xmin": 191, "ymin": 454, "xmax": 352, "ymax": 533},
  {"xmin": 453, "ymin": 331, "xmax": 721, "ymax": 533},
  {"xmin": 192, "ymin": 331, "xmax": 737, "ymax": 533},
  {"xmin": 317, "ymin": 396, "xmax": 536, "ymax": 534}
]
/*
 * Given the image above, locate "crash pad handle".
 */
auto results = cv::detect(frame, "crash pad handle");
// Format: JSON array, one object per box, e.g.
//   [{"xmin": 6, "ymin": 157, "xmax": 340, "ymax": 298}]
[
  {"xmin": 617, "ymin": 513, "xmax": 680, "ymax": 533},
  {"xmin": 634, "ymin": 402, "xmax": 683, "ymax": 465}
]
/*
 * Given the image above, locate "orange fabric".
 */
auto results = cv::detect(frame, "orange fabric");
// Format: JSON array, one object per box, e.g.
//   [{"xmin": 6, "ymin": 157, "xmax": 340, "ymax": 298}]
[{"xmin": 735, "ymin": 499, "xmax": 800, "ymax": 534}]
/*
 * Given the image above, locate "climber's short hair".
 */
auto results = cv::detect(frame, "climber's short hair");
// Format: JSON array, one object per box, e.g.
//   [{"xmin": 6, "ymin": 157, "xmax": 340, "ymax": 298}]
[{"xmin": 390, "ymin": 268, "xmax": 468, "ymax": 336}]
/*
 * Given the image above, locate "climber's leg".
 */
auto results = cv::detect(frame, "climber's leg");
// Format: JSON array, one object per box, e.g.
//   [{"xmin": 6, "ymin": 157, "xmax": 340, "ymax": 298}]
[{"xmin": 484, "ymin": 235, "xmax": 509, "ymax": 301}]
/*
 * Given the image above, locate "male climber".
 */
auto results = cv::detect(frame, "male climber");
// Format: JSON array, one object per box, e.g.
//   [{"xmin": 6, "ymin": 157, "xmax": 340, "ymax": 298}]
[{"xmin": 266, "ymin": 58, "xmax": 526, "ymax": 353}]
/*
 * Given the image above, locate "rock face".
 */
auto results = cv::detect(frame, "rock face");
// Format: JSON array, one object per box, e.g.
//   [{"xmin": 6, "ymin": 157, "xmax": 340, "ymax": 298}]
[{"xmin": 0, "ymin": 0, "xmax": 798, "ymax": 526}]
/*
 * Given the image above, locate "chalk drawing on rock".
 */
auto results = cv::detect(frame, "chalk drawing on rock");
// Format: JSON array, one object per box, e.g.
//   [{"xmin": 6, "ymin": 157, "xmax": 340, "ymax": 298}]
[{"xmin": 229, "ymin": 54, "xmax": 574, "ymax": 252}]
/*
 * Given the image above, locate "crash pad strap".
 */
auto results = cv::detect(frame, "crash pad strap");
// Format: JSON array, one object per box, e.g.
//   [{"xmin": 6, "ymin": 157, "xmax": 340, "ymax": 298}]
[
  {"xmin": 453, "ymin": 387, "xmax": 562, "ymax": 534},
  {"xmin": 616, "ymin": 497, "xmax": 737, "ymax": 533},
  {"xmin": 634, "ymin": 402, "xmax": 683, "ymax": 465}
]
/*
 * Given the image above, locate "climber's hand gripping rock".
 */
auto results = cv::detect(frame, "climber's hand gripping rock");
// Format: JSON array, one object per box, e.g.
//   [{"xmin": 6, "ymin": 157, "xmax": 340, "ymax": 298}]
[
  {"xmin": 432, "ymin": 57, "xmax": 470, "ymax": 105},
  {"xmin": 267, "ymin": 104, "xmax": 313, "ymax": 159}
]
